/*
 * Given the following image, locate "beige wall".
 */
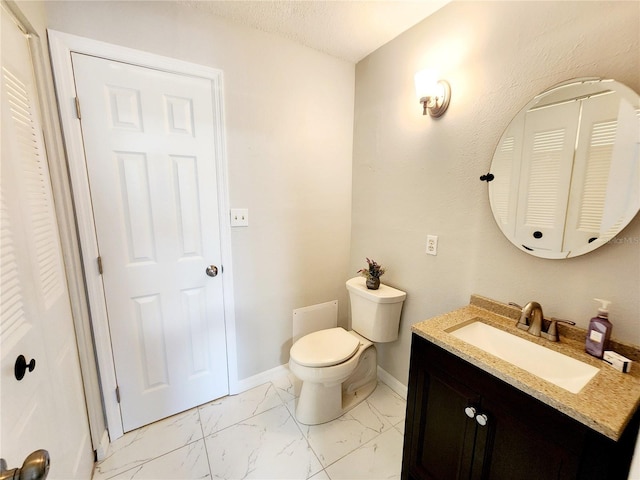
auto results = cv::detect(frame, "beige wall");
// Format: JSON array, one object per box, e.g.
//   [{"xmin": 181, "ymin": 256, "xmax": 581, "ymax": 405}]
[
  {"xmin": 42, "ymin": 1, "xmax": 355, "ymax": 380},
  {"xmin": 352, "ymin": 1, "xmax": 640, "ymax": 385}
]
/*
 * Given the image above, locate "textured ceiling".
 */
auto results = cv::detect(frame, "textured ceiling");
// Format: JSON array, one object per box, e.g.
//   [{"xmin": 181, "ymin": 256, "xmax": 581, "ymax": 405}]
[{"xmin": 180, "ymin": 1, "xmax": 451, "ymax": 63}]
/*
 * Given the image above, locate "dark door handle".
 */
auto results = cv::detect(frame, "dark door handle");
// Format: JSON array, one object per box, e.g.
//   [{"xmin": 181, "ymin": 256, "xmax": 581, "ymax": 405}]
[{"xmin": 15, "ymin": 355, "xmax": 36, "ymax": 381}]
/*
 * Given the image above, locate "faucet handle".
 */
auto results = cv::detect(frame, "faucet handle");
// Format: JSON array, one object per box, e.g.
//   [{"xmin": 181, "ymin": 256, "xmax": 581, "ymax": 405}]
[
  {"xmin": 508, "ymin": 303, "xmax": 527, "ymax": 330},
  {"xmin": 541, "ymin": 317, "xmax": 576, "ymax": 342}
]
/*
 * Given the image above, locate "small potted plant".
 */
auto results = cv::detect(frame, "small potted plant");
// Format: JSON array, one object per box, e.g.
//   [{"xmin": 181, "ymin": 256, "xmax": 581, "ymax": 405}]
[{"xmin": 358, "ymin": 257, "xmax": 385, "ymax": 290}]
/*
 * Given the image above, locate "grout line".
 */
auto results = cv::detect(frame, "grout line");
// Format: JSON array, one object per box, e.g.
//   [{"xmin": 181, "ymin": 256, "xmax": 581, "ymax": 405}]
[
  {"xmin": 196, "ymin": 406, "xmax": 214, "ymax": 480},
  {"xmin": 275, "ymin": 380, "xmax": 326, "ymax": 480}
]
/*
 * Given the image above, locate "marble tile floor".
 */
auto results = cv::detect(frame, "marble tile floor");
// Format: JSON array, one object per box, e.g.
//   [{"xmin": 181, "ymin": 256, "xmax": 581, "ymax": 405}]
[{"xmin": 92, "ymin": 372, "xmax": 407, "ymax": 480}]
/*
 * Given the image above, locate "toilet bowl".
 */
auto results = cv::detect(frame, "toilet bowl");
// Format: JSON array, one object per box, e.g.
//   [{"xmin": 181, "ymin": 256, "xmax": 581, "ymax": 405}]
[
  {"xmin": 289, "ymin": 277, "xmax": 406, "ymax": 425},
  {"xmin": 289, "ymin": 328, "xmax": 376, "ymax": 425}
]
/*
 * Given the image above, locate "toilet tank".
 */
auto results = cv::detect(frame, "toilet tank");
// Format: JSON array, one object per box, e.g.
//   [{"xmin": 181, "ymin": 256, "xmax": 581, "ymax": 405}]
[{"xmin": 346, "ymin": 277, "xmax": 406, "ymax": 343}]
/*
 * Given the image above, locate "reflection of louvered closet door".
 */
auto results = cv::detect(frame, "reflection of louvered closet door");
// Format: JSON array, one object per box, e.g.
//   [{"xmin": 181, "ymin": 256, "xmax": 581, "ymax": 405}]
[
  {"xmin": 564, "ymin": 93, "xmax": 621, "ymax": 251},
  {"xmin": 515, "ymin": 102, "xmax": 580, "ymax": 252},
  {"xmin": 1, "ymin": 6, "xmax": 92, "ymax": 478},
  {"xmin": 71, "ymin": 53, "xmax": 228, "ymax": 432}
]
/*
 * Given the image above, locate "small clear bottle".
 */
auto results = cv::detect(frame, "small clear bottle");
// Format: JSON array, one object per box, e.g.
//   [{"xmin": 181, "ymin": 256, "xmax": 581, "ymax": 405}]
[{"xmin": 585, "ymin": 298, "xmax": 612, "ymax": 358}]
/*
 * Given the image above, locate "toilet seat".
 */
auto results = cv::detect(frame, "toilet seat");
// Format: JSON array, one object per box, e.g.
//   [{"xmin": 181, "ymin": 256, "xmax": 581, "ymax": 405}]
[{"xmin": 290, "ymin": 327, "xmax": 359, "ymax": 367}]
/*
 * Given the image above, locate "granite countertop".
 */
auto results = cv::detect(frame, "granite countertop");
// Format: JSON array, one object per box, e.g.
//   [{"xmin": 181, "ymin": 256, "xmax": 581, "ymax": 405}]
[{"xmin": 411, "ymin": 295, "xmax": 640, "ymax": 441}]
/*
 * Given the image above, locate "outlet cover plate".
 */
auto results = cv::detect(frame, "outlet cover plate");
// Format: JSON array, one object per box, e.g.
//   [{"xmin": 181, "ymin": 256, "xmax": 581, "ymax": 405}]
[{"xmin": 426, "ymin": 235, "xmax": 438, "ymax": 255}]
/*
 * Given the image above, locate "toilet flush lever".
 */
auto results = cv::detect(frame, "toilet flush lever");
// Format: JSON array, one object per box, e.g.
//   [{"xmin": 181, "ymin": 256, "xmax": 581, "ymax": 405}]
[{"xmin": 205, "ymin": 265, "xmax": 219, "ymax": 277}]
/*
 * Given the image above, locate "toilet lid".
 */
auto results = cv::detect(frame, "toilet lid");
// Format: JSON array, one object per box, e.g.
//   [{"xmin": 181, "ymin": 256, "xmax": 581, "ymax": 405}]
[{"xmin": 290, "ymin": 327, "xmax": 360, "ymax": 367}]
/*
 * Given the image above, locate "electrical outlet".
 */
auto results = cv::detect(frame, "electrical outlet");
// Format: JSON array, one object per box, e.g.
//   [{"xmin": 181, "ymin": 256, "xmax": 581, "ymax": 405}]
[
  {"xmin": 230, "ymin": 208, "xmax": 249, "ymax": 227},
  {"xmin": 426, "ymin": 235, "xmax": 438, "ymax": 255}
]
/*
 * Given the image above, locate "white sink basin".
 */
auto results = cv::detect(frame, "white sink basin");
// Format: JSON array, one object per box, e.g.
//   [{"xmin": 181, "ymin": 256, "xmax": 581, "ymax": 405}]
[{"xmin": 448, "ymin": 320, "xmax": 599, "ymax": 394}]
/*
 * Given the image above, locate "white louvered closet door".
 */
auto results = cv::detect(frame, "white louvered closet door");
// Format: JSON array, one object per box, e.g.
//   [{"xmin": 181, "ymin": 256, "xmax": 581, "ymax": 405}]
[{"xmin": 0, "ymin": 6, "xmax": 92, "ymax": 478}]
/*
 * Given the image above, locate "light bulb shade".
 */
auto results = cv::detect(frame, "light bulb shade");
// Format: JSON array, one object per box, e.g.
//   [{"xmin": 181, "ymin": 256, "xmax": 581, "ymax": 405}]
[{"xmin": 414, "ymin": 69, "xmax": 440, "ymax": 100}]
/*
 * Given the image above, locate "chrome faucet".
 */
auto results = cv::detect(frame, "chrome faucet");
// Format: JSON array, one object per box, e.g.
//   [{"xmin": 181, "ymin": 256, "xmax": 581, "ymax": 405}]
[{"xmin": 509, "ymin": 301, "xmax": 575, "ymax": 342}]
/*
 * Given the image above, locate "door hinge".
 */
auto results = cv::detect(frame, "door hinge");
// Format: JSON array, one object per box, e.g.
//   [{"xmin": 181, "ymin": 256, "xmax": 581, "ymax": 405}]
[
  {"xmin": 97, "ymin": 256, "xmax": 103, "ymax": 275},
  {"xmin": 74, "ymin": 96, "xmax": 82, "ymax": 119},
  {"xmin": 115, "ymin": 386, "xmax": 121, "ymax": 403}
]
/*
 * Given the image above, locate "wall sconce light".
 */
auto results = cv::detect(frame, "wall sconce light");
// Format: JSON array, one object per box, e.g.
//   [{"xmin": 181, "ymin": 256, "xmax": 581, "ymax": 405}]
[{"xmin": 414, "ymin": 69, "xmax": 450, "ymax": 118}]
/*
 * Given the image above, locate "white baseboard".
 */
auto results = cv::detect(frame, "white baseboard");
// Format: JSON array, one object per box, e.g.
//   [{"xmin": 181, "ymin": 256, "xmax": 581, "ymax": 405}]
[
  {"xmin": 94, "ymin": 429, "xmax": 110, "ymax": 461},
  {"xmin": 231, "ymin": 363, "xmax": 407, "ymax": 401},
  {"xmin": 377, "ymin": 366, "xmax": 407, "ymax": 400},
  {"xmin": 230, "ymin": 364, "xmax": 290, "ymax": 395}
]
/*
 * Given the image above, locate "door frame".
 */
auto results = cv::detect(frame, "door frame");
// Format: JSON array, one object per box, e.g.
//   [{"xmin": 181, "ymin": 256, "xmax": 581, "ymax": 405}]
[{"xmin": 48, "ymin": 30, "xmax": 238, "ymax": 443}]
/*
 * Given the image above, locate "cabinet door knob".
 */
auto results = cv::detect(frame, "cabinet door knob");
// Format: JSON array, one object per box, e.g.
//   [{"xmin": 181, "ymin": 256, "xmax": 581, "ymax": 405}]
[
  {"xmin": 464, "ymin": 406, "xmax": 476, "ymax": 418},
  {"xmin": 476, "ymin": 413, "xmax": 489, "ymax": 427}
]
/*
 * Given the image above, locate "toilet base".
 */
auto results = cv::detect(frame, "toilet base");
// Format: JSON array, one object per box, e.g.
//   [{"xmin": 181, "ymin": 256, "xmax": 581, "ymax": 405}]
[{"xmin": 295, "ymin": 344, "xmax": 377, "ymax": 425}]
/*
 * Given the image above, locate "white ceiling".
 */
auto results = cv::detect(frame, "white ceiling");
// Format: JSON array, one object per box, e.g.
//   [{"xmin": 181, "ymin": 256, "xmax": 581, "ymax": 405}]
[{"xmin": 181, "ymin": 1, "xmax": 451, "ymax": 63}]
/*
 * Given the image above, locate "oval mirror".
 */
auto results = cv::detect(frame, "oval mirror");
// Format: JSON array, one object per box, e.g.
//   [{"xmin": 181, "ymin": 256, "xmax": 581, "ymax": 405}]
[{"xmin": 488, "ymin": 78, "xmax": 640, "ymax": 259}]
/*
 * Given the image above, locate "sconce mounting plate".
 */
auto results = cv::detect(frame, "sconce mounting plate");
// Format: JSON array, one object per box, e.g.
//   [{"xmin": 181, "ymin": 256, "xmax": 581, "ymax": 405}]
[{"xmin": 422, "ymin": 80, "xmax": 451, "ymax": 118}]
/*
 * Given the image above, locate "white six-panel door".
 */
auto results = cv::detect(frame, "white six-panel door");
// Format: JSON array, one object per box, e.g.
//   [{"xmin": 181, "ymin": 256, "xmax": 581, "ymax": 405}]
[
  {"xmin": 71, "ymin": 53, "xmax": 228, "ymax": 432},
  {"xmin": 1, "ymin": 6, "xmax": 93, "ymax": 478}
]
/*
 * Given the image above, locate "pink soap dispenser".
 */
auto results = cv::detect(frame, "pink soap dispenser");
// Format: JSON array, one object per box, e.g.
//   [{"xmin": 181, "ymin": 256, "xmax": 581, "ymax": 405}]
[{"xmin": 585, "ymin": 298, "xmax": 612, "ymax": 358}]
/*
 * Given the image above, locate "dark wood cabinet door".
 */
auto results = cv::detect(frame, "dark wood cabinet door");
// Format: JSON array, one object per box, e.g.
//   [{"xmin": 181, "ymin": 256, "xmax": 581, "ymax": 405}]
[
  {"xmin": 403, "ymin": 334, "xmax": 487, "ymax": 479},
  {"xmin": 482, "ymin": 401, "xmax": 580, "ymax": 479},
  {"xmin": 419, "ymin": 373, "xmax": 480, "ymax": 479}
]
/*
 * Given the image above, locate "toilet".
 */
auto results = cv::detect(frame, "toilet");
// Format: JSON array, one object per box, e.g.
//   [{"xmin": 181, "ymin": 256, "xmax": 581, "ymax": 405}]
[{"xmin": 289, "ymin": 276, "xmax": 406, "ymax": 425}]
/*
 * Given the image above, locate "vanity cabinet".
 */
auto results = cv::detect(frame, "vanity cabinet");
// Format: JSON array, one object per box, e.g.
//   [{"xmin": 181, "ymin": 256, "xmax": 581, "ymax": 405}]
[{"xmin": 402, "ymin": 334, "xmax": 640, "ymax": 480}]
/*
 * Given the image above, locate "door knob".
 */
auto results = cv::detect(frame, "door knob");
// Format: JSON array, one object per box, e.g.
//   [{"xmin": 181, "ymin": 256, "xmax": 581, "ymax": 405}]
[
  {"xmin": 14, "ymin": 355, "xmax": 36, "ymax": 381},
  {"xmin": 464, "ymin": 406, "xmax": 477, "ymax": 419},
  {"xmin": 0, "ymin": 449, "xmax": 50, "ymax": 480},
  {"xmin": 205, "ymin": 265, "xmax": 219, "ymax": 277}
]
